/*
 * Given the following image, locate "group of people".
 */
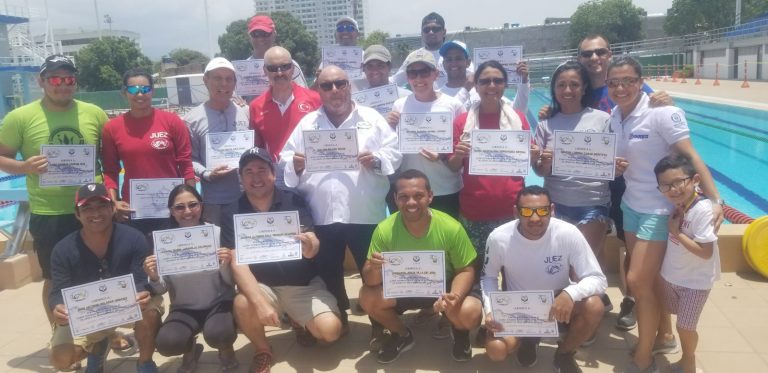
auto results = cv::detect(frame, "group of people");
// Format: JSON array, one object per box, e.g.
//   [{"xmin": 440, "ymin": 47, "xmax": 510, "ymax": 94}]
[{"xmin": 0, "ymin": 9, "xmax": 724, "ymax": 373}]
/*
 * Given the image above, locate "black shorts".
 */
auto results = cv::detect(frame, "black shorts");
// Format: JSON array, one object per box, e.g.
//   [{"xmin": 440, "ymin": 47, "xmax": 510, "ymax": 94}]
[
  {"xmin": 395, "ymin": 281, "xmax": 482, "ymax": 314},
  {"xmin": 28, "ymin": 213, "xmax": 81, "ymax": 279}
]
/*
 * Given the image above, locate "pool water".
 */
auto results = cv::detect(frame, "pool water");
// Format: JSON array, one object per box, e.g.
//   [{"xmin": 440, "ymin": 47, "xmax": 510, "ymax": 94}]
[{"xmin": 526, "ymin": 89, "xmax": 768, "ymax": 219}]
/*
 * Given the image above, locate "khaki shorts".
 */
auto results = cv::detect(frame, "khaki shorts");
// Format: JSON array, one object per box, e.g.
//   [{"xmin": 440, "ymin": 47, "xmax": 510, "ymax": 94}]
[
  {"xmin": 259, "ymin": 276, "xmax": 339, "ymax": 326},
  {"xmin": 50, "ymin": 294, "xmax": 165, "ymax": 351}
]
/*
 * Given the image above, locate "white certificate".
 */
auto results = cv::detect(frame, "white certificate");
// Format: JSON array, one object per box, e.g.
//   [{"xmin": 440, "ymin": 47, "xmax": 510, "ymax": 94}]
[
  {"xmin": 61, "ymin": 274, "xmax": 143, "ymax": 338},
  {"xmin": 382, "ymin": 251, "xmax": 445, "ymax": 299},
  {"xmin": 351, "ymin": 83, "xmax": 400, "ymax": 114},
  {"xmin": 473, "ymin": 46, "xmax": 523, "ymax": 85},
  {"xmin": 129, "ymin": 178, "xmax": 183, "ymax": 219},
  {"xmin": 552, "ymin": 131, "xmax": 616, "ymax": 181},
  {"xmin": 488, "ymin": 291, "xmax": 559, "ymax": 337},
  {"xmin": 398, "ymin": 112, "xmax": 454, "ymax": 154},
  {"xmin": 322, "ymin": 46, "xmax": 363, "ymax": 80},
  {"xmin": 205, "ymin": 130, "xmax": 255, "ymax": 169},
  {"xmin": 232, "ymin": 59, "xmax": 269, "ymax": 97},
  {"xmin": 153, "ymin": 225, "xmax": 219, "ymax": 277},
  {"xmin": 303, "ymin": 129, "xmax": 359, "ymax": 173},
  {"xmin": 234, "ymin": 211, "xmax": 302, "ymax": 265},
  {"xmin": 39, "ymin": 145, "xmax": 96, "ymax": 187},
  {"xmin": 469, "ymin": 130, "xmax": 530, "ymax": 176}
]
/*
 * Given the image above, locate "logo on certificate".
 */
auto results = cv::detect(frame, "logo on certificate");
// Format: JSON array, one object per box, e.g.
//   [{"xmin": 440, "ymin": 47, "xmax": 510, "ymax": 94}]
[
  {"xmin": 477, "ymin": 135, "xmax": 489, "ymax": 144},
  {"xmin": 520, "ymin": 295, "xmax": 528, "ymax": 303},
  {"xmin": 161, "ymin": 234, "xmax": 174, "ymax": 244},
  {"xmin": 284, "ymin": 215, "xmax": 293, "ymax": 225},
  {"xmin": 266, "ymin": 217, "xmax": 274, "ymax": 225},
  {"xmin": 308, "ymin": 134, "xmax": 321, "ymax": 143},
  {"xmin": 46, "ymin": 149, "xmax": 59, "ymax": 158},
  {"xmin": 99, "ymin": 284, "xmax": 108, "ymax": 293},
  {"xmin": 387, "ymin": 256, "xmax": 403, "ymax": 265},
  {"xmin": 584, "ymin": 136, "xmax": 592, "ymax": 144},
  {"xmin": 184, "ymin": 232, "xmax": 192, "ymax": 239},
  {"xmin": 70, "ymin": 290, "xmax": 88, "ymax": 301},
  {"xmin": 559, "ymin": 135, "xmax": 574, "ymax": 145},
  {"xmin": 241, "ymin": 218, "xmax": 257, "ymax": 229},
  {"xmin": 136, "ymin": 183, "xmax": 148, "ymax": 191},
  {"xmin": 495, "ymin": 296, "xmax": 509, "ymax": 305},
  {"xmin": 68, "ymin": 148, "xmax": 76, "ymax": 155},
  {"xmin": 201, "ymin": 229, "xmax": 209, "ymax": 237},
  {"xmin": 602, "ymin": 136, "xmax": 611, "ymax": 145}
]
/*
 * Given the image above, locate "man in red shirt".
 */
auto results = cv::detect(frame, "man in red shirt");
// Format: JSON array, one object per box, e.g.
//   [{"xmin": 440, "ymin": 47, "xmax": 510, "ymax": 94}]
[{"xmin": 249, "ymin": 46, "xmax": 321, "ymax": 186}]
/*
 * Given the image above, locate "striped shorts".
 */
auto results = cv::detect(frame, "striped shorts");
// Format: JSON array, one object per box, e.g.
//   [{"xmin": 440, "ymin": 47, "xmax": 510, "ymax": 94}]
[{"xmin": 661, "ymin": 278, "xmax": 711, "ymax": 331}]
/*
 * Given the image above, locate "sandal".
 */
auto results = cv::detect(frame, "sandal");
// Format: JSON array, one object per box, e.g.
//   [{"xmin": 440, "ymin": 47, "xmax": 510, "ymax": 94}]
[
  {"xmin": 110, "ymin": 331, "xmax": 137, "ymax": 357},
  {"xmin": 249, "ymin": 350, "xmax": 273, "ymax": 373},
  {"xmin": 177, "ymin": 343, "xmax": 203, "ymax": 373},
  {"xmin": 58, "ymin": 361, "xmax": 82, "ymax": 372},
  {"xmin": 218, "ymin": 349, "xmax": 239, "ymax": 372}
]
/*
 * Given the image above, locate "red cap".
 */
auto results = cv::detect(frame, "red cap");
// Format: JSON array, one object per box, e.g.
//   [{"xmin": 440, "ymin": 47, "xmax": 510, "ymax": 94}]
[{"xmin": 248, "ymin": 15, "xmax": 275, "ymax": 34}]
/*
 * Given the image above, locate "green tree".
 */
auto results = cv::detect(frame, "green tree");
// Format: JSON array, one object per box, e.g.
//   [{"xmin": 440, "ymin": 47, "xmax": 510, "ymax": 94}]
[
  {"xmin": 167, "ymin": 48, "xmax": 210, "ymax": 66},
  {"xmin": 665, "ymin": 0, "xmax": 768, "ymax": 36},
  {"xmin": 568, "ymin": 0, "xmax": 646, "ymax": 48},
  {"xmin": 75, "ymin": 37, "xmax": 152, "ymax": 91},
  {"xmin": 358, "ymin": 30, "xmax": 390, "ymax": 49},
  {"xmin": 217, "ymin": 12, "xmax": 319, "ymax": 75}
]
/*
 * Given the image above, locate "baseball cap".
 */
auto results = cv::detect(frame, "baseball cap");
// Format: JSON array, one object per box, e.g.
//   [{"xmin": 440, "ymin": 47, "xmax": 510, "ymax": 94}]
[
  {"xmin": 204, "ymin": 57, "xmax": 235, "ymax": 74},
  {"xmin": 248, "ymin": 15, "xmax": 275, "ymax": 34},
  {"xmin": 363, "ymin": 45, "xmax": 392, "ymax": 64},
  {"xmin": 404, "ymin": 49, "xmax": 437, "ymax": 70},
  {"xmin": 336, "ymin": 16, "xmax": 359, "ymax": 30},
  {"xmin": 40, "ymin": 54, "xmax": 77, "ymax": 76},
  {"xmin": 75, "ymin": 183, "xmax": 112, "ymax": 207},
  {"xmin": 239, "ymin": 147, "xmax": 274, "ymax": 170},
  {"xmin": 421, "ymin": 12, "xmax": 445, "ymax": 28},
  {"xmin": 439, "ymin": 40, "xmax": 469, "ymax": 59}
]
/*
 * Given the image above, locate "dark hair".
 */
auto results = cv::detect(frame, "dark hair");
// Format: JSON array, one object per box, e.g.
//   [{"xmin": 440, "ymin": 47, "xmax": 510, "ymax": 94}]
[
  {"xmin": 515, "ymin": 185, "xmax": 551, "ymax": 207},
  {"xmin": 422, "ymin": 12, "xmax": 445, "ymax": 27},
  {"xmin": 654, "ymin": 153, "xmax": 696, "ymax": 181},
  {"xmin": 167, "ymin": 184, "xmax": 205, "ymax": 228},
  {"xmin": 122, "ymin": 68, "xmax": 154, "ymax": 88},
  {"xmin": 579, "ymin": 34, "xmax": 611, "ymax": 52},
  {"xmin": 473, "ymin": 60, "xmax": 508, "ymax": 87},
  {"xmin": 607, "ymin": 56, "xmax": 643, "ymax": 78},
  {"xmin": 550, "ymin": 60, "xmax": 595, "ymax": 115},
  {"xmin": 395, "ymin": 169, "xmax": 431, "ymax": 193}
]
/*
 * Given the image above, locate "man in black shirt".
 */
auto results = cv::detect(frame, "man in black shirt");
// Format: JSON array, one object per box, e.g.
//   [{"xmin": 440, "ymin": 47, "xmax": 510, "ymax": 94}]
[{"xmin": 222, "ymin": 147, "xmax": 342, "ymax": 373}]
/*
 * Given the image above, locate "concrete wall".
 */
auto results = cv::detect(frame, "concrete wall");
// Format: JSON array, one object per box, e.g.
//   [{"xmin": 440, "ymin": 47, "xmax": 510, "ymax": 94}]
[{"xmin": 693, "ymin": 35, "xmax": 767, "ymax": 81}]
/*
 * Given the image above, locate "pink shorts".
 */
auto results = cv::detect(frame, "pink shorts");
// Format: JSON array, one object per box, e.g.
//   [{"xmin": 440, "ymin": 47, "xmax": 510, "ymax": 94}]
[{"xmin": 661, "ymin": 278, "xmax": 710, "ymax": 331}]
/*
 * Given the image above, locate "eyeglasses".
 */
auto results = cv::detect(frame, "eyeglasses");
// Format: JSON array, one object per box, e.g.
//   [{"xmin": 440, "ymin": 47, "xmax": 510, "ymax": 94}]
[
  {"xmin": 406, "ymin": 67, "xmax": 433, "ymax": 79},
  {"xmin": 477, "ymin": 77, "xmax": 506, "ymax": 86},
  {"xmin": 579, "ymin": 48, "xmax": 610, "ymax": 58},
  {"xmin": 518, "ymin": 206, "xmax": 551, "ymax": 218},
  {"xmin": 172, "ymin": 201, "xmax": 201, "ymax": 212},
  {"xmin": 657, "ymin": 177, "xmax": 692, "ymax": 193},
  {"xmin": 336, "ymin": 24, "xmax": 357, "ymax": 33},
  {"xmin": 318, "ymin": 79, "xmax": 349, "ymax": 91},
  {"xmin": 250, "ymin": 30, "xmax": 273, "ymax": 38},
  {"xmin": 46, "ymin": 76, "xmax": 77, "ymax": 86},
  {"xmin": 265, "ymin": 63, "xmax": 293, "ymax": 73},
  {"xmin": 125, "ymin": 85, "xmax": 153, "ymax": 95},
  {"xmin": 422, "ymin": 26, "xmax": 444, "ymax": 34},
  {"xmin": 606, "ymin": 77, "xmax": 641, "ymax": 88}
]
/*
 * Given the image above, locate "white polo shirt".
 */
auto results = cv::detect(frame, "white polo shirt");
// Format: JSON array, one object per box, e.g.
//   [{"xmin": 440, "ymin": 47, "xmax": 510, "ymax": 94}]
[
  {"xmin": 281, "ymin": 104, "xmax": 402, "ymax": 225},
  {"xmin": 610, "ymin": 93, "xmax": 690, "ymax": 214}
]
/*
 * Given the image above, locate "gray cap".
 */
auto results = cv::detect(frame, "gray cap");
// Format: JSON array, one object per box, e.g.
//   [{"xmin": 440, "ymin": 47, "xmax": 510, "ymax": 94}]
[
  {"xmin": 404, "ymin": 49, "xmax": 437, "ymax": 69},
  {"xmin": 363, "ymin": 45, "xmax": 392, "ymax": 64}
]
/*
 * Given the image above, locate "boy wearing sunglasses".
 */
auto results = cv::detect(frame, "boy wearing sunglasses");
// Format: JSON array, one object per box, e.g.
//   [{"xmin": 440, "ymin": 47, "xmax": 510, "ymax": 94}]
[
  {"xmin": 481, "ymin": 185, "xmax": 606, "ymax": 373},
  {"xmin": 0, "ymin": 54, "xmax": 109, "ymax": 327}
]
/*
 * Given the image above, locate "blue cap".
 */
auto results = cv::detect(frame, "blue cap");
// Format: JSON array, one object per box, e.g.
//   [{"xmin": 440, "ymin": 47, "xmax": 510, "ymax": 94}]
[{"xmin": 439, "ymin": 40, "xmax": 469, "ymax": 59}]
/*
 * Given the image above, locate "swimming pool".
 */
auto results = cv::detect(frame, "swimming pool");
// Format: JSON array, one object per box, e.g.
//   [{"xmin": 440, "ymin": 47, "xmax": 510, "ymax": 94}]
[{"xmin": 528, "ymin": 89, "xmax": 768, "ymax": 219}]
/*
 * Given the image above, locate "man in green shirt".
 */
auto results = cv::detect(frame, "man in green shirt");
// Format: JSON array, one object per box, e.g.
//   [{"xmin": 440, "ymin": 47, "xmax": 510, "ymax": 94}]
[
  {"xmin": 359, "ymin": 169, "xmax": 482, "ymax": 364},
  {"xmin": 0, "ymin": 55, "xmax": 108, "ymax": 325}
]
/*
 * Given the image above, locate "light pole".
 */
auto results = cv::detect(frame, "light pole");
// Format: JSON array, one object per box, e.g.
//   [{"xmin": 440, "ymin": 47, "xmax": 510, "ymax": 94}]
[
  {"xmin": 104, "ymin": 14, "xmax": 112, "ymax": 32},
  {"xmin": 94, "ymin": 0, "xmax": 101, "ymax": 39}
]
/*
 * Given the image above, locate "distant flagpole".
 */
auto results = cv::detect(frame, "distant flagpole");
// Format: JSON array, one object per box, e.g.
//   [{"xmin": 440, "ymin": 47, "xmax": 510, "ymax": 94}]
[
  {"xmin": 94, "ymin": 0, "xmax": 101, "ymax": 39},
  {"xmin": 204, "ymin": 0, "xmax": 213, "ymax": 58}
]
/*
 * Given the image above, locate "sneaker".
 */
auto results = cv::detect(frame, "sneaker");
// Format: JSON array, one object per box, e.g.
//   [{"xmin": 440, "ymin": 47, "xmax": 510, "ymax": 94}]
[
  {"xmin": 85, "ymin": 337, "xmax": 110, "ymax": 373},
  {"xmin": 340, "ymin": 312, "xmax": 350, "ymax": 337},
  {"xmin": 669, "ymin": 362, "xmax": 704, "ymax": 373},
  {"xmin": 292, "ymin": 325, "xmax": 317, "ymax": 347},
  {"xmin": 377, "ymin": 328, "xmax": 415, "ymax": 364},
  {"xmin": 431, "ymin": 314, "xmax": 451, "ymax": 340},
  {"xmin": 601, "ymin": 293, "xmax": 614, "ymax": 313},
  {"xmin": 249, "ymin": 351, "xmax": 272, "ymax": 373},
  {"xmin": 451, "ymin": 328, "xmax": 472, "ymax": 362},
  {"xmin": 369, "ymin": 321, "xmax": 387, "ymax": 353},
  {"xmin": 217, "ymin": 347, "xmax": 239, "ymax": 372},
  {"xmin": 581, "ymin": 333, "xmax": 597, "ymax": 347},
  {"xmin": 553, "ymin": 346, "xmax": 582, "ymax": 373},
  {"xmin": 474, "ymin": 325, "xmax": 488, "ymax": 347},
  {"xmin": 616, "ymin": 297, "xmax": 637, "ymax": 330},
  {"xmin": 622, "ymin": 360, "xmax": 659, "ymax": 373},
  {"xmin": 651, "ymin": 337, "xmax": 679, "ymax": 355},
  {"xmin": 177, "ymin": 342, "xmax": 203, "ymax": 373},
  {"xmin": 515, "ymin": 337, "xmax": 539, "ymax": 367},
  {"xmin": 414, "ymin": 307, "xmax": 438, "ymax": 325},
  {"xmin": 136, "ymin": 360, "xmax": 158, "ymax": 373}
]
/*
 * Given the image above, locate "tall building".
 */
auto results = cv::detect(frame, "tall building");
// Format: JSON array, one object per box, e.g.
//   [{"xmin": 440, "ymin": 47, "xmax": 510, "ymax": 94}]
[{"xmin": 254, "ymin": 0, "xmax": 366, "ymax": 46}]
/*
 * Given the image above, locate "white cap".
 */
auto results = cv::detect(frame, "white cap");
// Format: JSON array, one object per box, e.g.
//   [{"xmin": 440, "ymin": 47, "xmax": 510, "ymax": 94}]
[
  {"xmin": 336, "ymin": 16, "xmax": 359, "ymax": 30},
  {"xmin": 204, "ymin": 57, "xmax": 235, "ymax": 74}
]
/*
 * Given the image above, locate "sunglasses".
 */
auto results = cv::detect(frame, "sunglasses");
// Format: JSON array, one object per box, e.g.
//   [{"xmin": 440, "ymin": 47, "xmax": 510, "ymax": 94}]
[
  {"xmin": 172, "ymin": 201, "xmax": 201, "ymax": 212},
  {"xmin": 336, "ymin": 24, "xmax": 357, "ymax": 33},
  {"xmin": 265, "ymin": 63, "xmax": 293, "ymax": 73},
  {"xmin": 46, "ymin": 76, "xmax": 77, "ymax": 86},
  {"xmin": 406, "ymin": 67, "xmax": 433, "ymax": 79},
  {"xmin": 250, "ymin": 30, "xmax": 273, "ymax": 38},
  {"xmin": 125, "ymin": 85, "xmax": 153, "ymax": 95},
  {"xmin": 422, "ymin": 26, "xmax": 444, "ymax": 34},
  {"xmin": 477, "ymin": 77, "xmax": 506, "ymax": 86},
  {"xmin": 579, "ymin": 48, "xmax": 610, "ymax": 58},
  {"xmin": 657, "ymin": 177, "xmax": 692, "ymax": 193},
  {"xmin": 606, "ymin": 77, "xmax": 641, "ymax": 88},
  {"xmin": 518, "ymin": 206, "xmax": 551, "ymax": 218},
  {"xmin": 318, "ymin": 79, "xmax": 349, "ymax": 91}
]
